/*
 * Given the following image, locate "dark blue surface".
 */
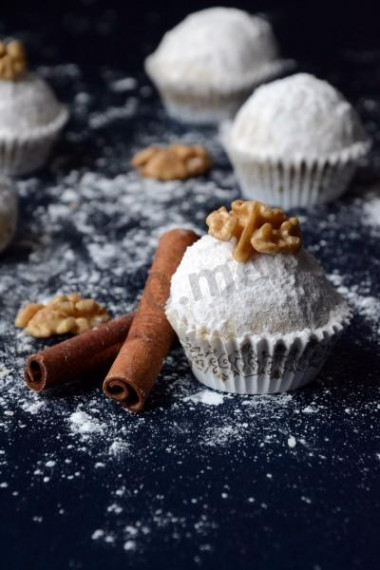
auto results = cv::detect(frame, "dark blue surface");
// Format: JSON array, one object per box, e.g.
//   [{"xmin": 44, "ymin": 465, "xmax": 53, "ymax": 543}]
[{"xmin": 0, "ymin": 3, "xmax": 380, "ymax": 569}]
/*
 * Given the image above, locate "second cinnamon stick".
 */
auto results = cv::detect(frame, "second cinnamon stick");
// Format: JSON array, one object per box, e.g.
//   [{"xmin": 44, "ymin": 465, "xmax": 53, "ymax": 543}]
[{"xmin": 103, "ymin": 228, "xmax": 199, "ymax": 411}]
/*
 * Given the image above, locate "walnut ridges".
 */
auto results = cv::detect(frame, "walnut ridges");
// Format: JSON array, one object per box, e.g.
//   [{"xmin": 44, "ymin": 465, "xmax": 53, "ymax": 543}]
[
  {"xmin": 131, "ymin": 144, "xmax": 211, "ymax": 181},
  {"xmin": 15, "ymin": 293, "xmax": 110, "ymax": 338},
  {"xmin": 206, "ymin": 200, "xmax": 302, "ymax": 262}
]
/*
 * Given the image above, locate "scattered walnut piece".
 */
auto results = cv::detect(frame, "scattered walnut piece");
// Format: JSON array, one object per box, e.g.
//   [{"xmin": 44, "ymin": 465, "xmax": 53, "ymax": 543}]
[
  {"xmin": 0, "ymin": 40, "xmax": 27, "ymax": 80},
  {"xmin": 131, "ymin": 144, "xmax": 211, "ymax": 181},
  {"xmin": 206, "ymin": 200, "xmax": 302, "ymax": 262},
  {"xmin": 15, "ymin": 293, "xmax": 110, "ymax": 338}
]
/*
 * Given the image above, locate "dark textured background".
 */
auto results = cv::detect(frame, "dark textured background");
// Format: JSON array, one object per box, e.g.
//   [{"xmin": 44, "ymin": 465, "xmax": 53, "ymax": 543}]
[{"xmin": 0, "ymin": 1, "xmax": 379, "ymax": 569}]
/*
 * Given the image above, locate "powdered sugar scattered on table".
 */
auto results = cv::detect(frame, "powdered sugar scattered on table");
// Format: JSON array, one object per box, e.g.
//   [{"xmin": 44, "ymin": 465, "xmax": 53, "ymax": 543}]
[
  {"xmin": 0, "ymin": 61, "xmax": 379, "ymax": 565},
  {"xmin": 362, "ymin": 191, "xmax": 380, "ymax": 227},
  {"xmin": 184, "ymin": 390, "xmax": 226, "ymax": 406}
]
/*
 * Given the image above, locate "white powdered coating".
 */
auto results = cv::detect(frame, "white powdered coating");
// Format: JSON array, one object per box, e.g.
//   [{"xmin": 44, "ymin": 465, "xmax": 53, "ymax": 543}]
[
  {"xmin": 185, "ymin": 390, "xmax": 226, "ymax": 406},
  {"xmin": 230, "ymin": 73, "xmax": 369, "ymax": 158},
  {"xmin": 328, "ymin": 273, "xmax": 380, "ymax": 340},
  {"xmin": 68, "ymin": 410, "xmax": 106, "ymax": 436},
  {"xmin": 109, "ymin": 77, "xmax": 138, "ymax": 92},
  {"xmin": 166, "ymin": 235, "xmax": 345, "ymax": 337},
  {"xmin": 146, "ymin": 8, "xmax": 279, "ymax": 91},
  {"xmin": 0, "ymin": 73, "xmax": 65, "ymax": 134},
  {"xmin": 0, "ymin": 181, "xmax": 18, "ymax": 253},
  {"xmin": 363, "ymin": 195, "xmax": 380, "ymax": 226}
]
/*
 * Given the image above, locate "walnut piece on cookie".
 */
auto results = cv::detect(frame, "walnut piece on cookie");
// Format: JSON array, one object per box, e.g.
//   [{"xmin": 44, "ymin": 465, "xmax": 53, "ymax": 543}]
[
  {"xmin": 206, "ymin": 200, "xmax": 302, "ymax": 262},
  {"xmin": 131, "ymin": 143, "xmax": 211, "ymax": 181},
  {"xmin": 0, "ymin": 40, "xmax": 27, "ymax": 81},
  {"xmin": 15, "ymin": 293, "xmax": 110, "ymax": 338}
]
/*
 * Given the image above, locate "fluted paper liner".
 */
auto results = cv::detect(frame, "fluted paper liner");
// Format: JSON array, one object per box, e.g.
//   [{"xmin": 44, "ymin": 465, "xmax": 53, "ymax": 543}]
[
  {"xmin": 0, "ymin": 106, "xmax": 68, "ymax": 176},
  {"xmin": 169, "ymin": 305, "xmax": 351, "ymax": 394},
  {"xmin": 227, "ymin": 140, "xmax": 371, "ymax": 208},
  {"xmin": 145, "ymin": 57, "xmax": 294, "ymax": 124}
]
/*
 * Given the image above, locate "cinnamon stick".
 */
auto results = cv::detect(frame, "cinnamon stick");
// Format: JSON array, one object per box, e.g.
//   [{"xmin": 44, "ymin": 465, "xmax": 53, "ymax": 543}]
[
  {"xmin": 103, "ymin": 228, "xmax": 199, "ymax": 411},
  {"xmin": 25, "ymin": 314, "xmax": 134, "ymax": 392}
]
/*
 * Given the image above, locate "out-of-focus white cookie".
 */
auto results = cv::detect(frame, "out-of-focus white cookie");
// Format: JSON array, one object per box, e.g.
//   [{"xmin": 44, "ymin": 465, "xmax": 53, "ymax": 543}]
[{"xmin": 145, "ymin": 7, "xmax": 290, "ymax": 124}]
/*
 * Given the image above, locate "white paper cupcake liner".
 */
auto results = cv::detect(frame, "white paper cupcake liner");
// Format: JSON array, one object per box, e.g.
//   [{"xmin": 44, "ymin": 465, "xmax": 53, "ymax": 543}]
[
  {"xmin": 172, "ymin": 305, "xmax": 350, "ymax": 394},
  {"xmin": 145, "ymin": 58, "xmax": 294, "ymax": 124},
  {"xmin": 0, "ymin": 106, "xmax": 69, "ymax": 176},
  {"xmin": 227, "ymin": 141, "xmax": 370, "ymax": 208}
]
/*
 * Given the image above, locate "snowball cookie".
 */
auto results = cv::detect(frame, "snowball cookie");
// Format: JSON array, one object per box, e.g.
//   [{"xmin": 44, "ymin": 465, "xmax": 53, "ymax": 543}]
[
  {"xmin": 0, "ymin": 180, "xmax": 18, "ymax": 253},
  {"xmin": 145, "ymin": 7, "xmax": 288, "ymax": 124},
  {"xmin": 227, "ymin": 73, "xmax": 371, "ymax": 207},
  {"xmin": 230, "ymin": 73, "xmax": 369, "ymax": 158},
  {"xmin": 166, "ymin": 234, "xmax": 350, "ymax": 395}
]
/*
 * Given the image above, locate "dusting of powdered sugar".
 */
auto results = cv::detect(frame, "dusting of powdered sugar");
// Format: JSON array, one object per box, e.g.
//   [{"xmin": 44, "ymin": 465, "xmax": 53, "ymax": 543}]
[
  {"xmin": 146, "ymin": 7, "xmax": 279, "ymax": 90},
  {"xmin": 0, "ymin": 181, "xmax": 18, "ymax": 254},
  {"xmin": 109, "ymin": 77, "xmax": 138, "ymax": 93},
  {"xmin": 184, "ymin": 390, "xmax": 226, "ymax": 406},
  {"xmin": 362, "ymin": 193, "xmax": 380, "ymax": 227},
  {"xmin": 166, "ymin": 236, "xmax": 346, "ymax": 336},
  {"xmin": 68, "ymin": 409, "xmax": 106, "ymax": 436},
  {"xmin": 230, "ymin": 73, "xmax": 369, "ymax": 157},
  {"xmin": 328, "ymin": 273, "xmax": 380, "ymax": 340}
]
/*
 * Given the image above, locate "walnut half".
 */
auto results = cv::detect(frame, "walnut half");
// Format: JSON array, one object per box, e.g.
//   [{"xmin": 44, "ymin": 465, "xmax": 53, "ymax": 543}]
[
  {"xmin": 131, "ymin": 144, "xmax": 211, "ymax": 181},
  {"xmin": 15, "ymin": 293, "xmax": 110, "ymax": 338},
  {"xmin": 0, "ymin": 40, "xmax": 27, "ymax": 81},
  {"xmin": 206, "ymin": 200, "xmax": 302, "ymax": 262}
]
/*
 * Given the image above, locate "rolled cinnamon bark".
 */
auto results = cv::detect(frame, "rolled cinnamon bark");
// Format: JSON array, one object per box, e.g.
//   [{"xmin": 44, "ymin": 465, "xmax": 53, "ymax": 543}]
[
  {"xmin": 103, "ymin": 228, "xmax": 199, "ymax": 411},
  {"xmin": 25, "ymin": 314, "xmax": 134, "ymax": 392}
]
